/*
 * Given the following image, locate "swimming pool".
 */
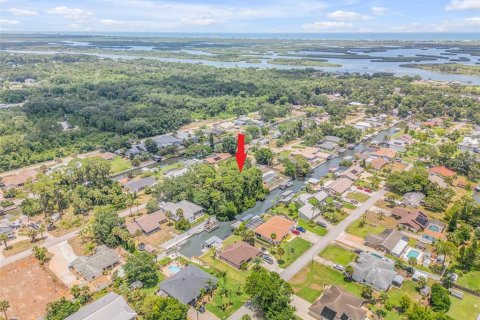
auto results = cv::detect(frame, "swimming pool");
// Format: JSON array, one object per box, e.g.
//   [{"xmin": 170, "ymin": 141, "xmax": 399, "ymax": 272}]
[
  {"xmin": 428, "ymin": 225, "xmax": 440, "ymax": 232},
  {"xmin": 168, "ymin": 265, "xmax": 182, "ymax": 274},
  {"xmin": 407, "ymin": 250, "xmax": 420, "ymax": 259}
]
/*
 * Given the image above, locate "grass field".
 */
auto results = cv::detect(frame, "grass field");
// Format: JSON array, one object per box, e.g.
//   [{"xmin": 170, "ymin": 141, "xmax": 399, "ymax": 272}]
[
  {"xmin": 457, "ymin": 271, "xmax": 480, "ymax": 291},
  {"xmin": 346, "ymin": 192, "xmax": 370, "ymax": 203},
  {"xmin": 110, "ymin": 156, "xmax": 132, "ymax": 174},
  {"xmin": 199, "ymin": 251, "xmax": 251, "ymax": 319},
  {"xmin": 319, "ymin": 245, "xmax": 356, "ymax": 266},
  {"xmin": 447, "ymin": 290, "xmax": 480, "ymax": 320},
  {"xmin": 289, "ymin": 262, "xmax": 363, "ymax": 303},
  {"xmin": 276, "ymin": 237, "xmax": 312, "ymax": 268},
  {"xmin": 346, "ymin": 217, "xmax": 386, "ymax": 239},
  {"xmin": 297, "ymin": 219, "xmax": 327, "ymax": 236}
]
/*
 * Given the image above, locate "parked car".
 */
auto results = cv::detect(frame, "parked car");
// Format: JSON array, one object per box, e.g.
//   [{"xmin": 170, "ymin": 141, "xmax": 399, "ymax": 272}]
[
  {"xmin": 316, "ymin": 221, "xmax": 328, "ymax": 228},
  {"xmin": 354, "ymin": 249, "xmax": 363, "ymax": 254},
  {"xmin": 292, "ymin": 229, "xmax": 301, "ymax": 235},
  {"xmin": 296, "ymin": 226, "xmax": 306, "ymax": 233},
  {"xmin": 364, "ymin": 188, "xmax": 372, "ymax": 193},
  {"xmin": 263, "ymin": 255, "xmax": 274, "ymax": 264},
  {"xmin": 351, "ymin": 199, "xmax": 358, "ymax": 204},
  {"xmin": 333, "ymin": 264, "xmax": 345, "ymax": 271}
]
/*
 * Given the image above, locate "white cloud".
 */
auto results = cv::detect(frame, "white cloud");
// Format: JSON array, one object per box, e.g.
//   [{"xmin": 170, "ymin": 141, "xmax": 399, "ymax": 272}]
[
  {"xmin": 181, "ymin": 17, "xmax": 216, "ymax": 26},
  {"xmin": 47, "ymin": 6, "xmax": 93, "ymax": 20},
  {"xmin": 8, "ymin": 8, "xmax": 38, "ymax": 16},
  {"xmin": 327, "ymin": 10, "xmax": 370, "ymax": 21},
  {"xmin": 302, "ymin": 21, "xmax": 352, "ymax": 31},
  {"xmin": 0, "ymin": 19, "xmax": 19, "ymax": 25},
  {"xmin": 371, "ymin": 6, "xmax": 389, "ymax": 16},
  {"xmin": 446, "ymin": 0, "xmax": 480, "ymax": 10}
]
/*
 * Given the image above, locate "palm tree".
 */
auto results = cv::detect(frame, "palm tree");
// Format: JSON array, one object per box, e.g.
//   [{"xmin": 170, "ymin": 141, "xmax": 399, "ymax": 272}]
[
  {"xmin": 166, "ymin": 210, "xmax": 173, "ymax": 226},
  {"xmin": 176, "ymin": 208, "xmax": 184, "ymax": 220},
  {"xmin": 252, "ymin": 257, "xmax": 262, "ymax": 270},
  {"xmin": 0, "ymin": 233, "xmax": 8, "ymax": 250},
  {"xmin": 345, "ymin": 265, "xmax": 354, "ymax": 280},
  {"xmin": 0, "ymin": 300, "xmax": 10, "ymax": 320},
  {"xmin": 133, "ymin": 199, "xmax": 141, "ymax": 214},
  {"xmin": 38, "ymin": 223, "xmax": 45, "ymax": 240},
  {"xmin": 270, "ymin": 233, "xmax": 277, "ymax": 245},
  {"xmin": 277, "ymin": 247, "xmax": 285, "ymax": 261},
  {"xmin": 134, "ymin": 229, "xmax": 143, "ymax": 245}
]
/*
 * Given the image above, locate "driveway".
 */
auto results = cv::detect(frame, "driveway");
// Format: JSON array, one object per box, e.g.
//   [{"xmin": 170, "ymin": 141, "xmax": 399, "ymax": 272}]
[
  {"xmin": 299, "ymin": 230, "xmax": 321, "ymax": 243},
  {"xmin": 48, "ymin": 241, "xmax": 78, "ymax": 286},
  {"xmin": 188, "ymin": 306, "xmax": 220, "ymax": 320},
  {"xmin": 291, "ymin": 295, "xmax": 317, "ymax": 320}
]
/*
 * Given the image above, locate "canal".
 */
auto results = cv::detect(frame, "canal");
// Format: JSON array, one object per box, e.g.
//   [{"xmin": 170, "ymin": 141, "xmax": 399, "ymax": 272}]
[{"xmin": 178, "ymin": 122, "xmax": 402, "ymax": 257}]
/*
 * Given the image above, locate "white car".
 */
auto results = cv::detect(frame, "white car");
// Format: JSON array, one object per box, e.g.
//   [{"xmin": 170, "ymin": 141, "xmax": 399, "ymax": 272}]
[{"xmin": 333, "ymin": 264, "xmax": 345, "ymax": 271}]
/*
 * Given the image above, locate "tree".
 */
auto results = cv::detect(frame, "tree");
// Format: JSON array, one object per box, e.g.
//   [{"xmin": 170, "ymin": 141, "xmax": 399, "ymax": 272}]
[
  {"xmin": 175, "ymin": 218, "xmax": 190, "ymax": 231},
  {"xmin": 146, "ymin": 198, "xmax": 159, "ymax": 213},
  {"xmin": 255, "ymin": 148, "xmax": 274, "ymax": 165},
  {"xmin": 45, "ymin": 298, "xmax": 80, "ymax": 320},
  {"xmin": 399, "ymin": 295, "xmax": 412, "ymax": 313},
  {"xmin": 277, "ymin": 247, "xmax": 285, "ymax": 261},
  {"xmin": 0, "ymin": 300, "xmax": 9, "ymax": 320},
  {"xmin": 430, "ymin": 284, "xmax": 451, "ymax": 313},
  {"xmin": 141, "ymin": 296, "xmax": 188, "ymax": 320},
  {"xmin": 70, "ymin": 285, "xmax": 91, "ymax": 305},
  {"xmin": 270, "ymin": 233, "xmax": 277, "ymax": 244},
  {"xmin": 20, "ymin": 198, "xmax": 42, "ymax": 218},
  {"xmin": 91, "ymin": 207, "xmax": 124, "ymax": 246},
  {"xmin": 245, "ymin": 269, "xmax": 295, "ymax": 320},
  {"xmin": 344, "ymin": 265, "xmax": 354, "ymax": 280},
  {"xmin": 144, "ymin": 138, "xmax": 158, "ymax": 154},
  {"xmin": 0, "ymin": 233, "xmax": 8, "ymax": 250},
  {"xmin": 222, "ymin": 136, "xmax": 237, "ymax": 155},
  {"xmin": 124, "ymin": 251, "xmax": 158, "ymax": 287},
  {"xmin": 417, "ymin": 276, "xmax": 427, "ymax": 289},
  {"xmin": 165, "ymin": 210, "xmax": 173, "ymax": 225},
  {"xmin": 27, "ymin": 228, "xmax": 38, "ymax": 242},
  {"xmin": 32, "ymin": 245, "xmax": 49, "ymax": 264},
  {"xmin": 361, "ymin": 285, "xmax": 373, "ymax": 299}
]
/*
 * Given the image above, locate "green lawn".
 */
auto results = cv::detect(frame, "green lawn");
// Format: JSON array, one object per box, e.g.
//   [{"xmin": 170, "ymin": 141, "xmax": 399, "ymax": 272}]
[
  {"xmin": 199, "ymin": 251, "xmax": 251, "ymax": 319},
  {"xmin": 297, "ymin": 219, "xmax": 327, "ymax": 236},
  {"xmin": 346, "ymin": 217, "xmax": 386, "ymax": 239},
  {"xmin": 289, "ymin": 262, "xmax": 363, "ymax": 303},
  {"xmin": 346, "ymin": 192, "xmax": 370, "ymax": 203},
  {"xmin": 276, "ymin": 237, "xmax": 312, "ymax": 268},
  {"xmin": 221, "ymin": 235, "xmax": 243, "ymax": 248},
  {"xmin": 110, "ymin": 156, "xmax": 132, "ymax": 174},
  {"xmin": 447, "ymin": 290, "xmax": 480, "ymax": 320},
  {"xmin": 319, "ymin": 245, "xmax": 356, "ymax": 266},
  {"xmin": 457, "ymin": 271, "xmax": 480, "ymax": 291}
]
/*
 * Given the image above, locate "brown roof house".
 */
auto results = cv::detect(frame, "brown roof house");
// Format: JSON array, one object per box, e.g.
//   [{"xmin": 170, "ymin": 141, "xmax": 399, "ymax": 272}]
[
  {"xmin": 126, "ymin": 211, "xmax": 167, "ymax": 235},
  {"xmin": 373, "ymin": 148, "xmax": 397, "ymax": 160},
  {"xmin": 219, "ymin": 241, "xmax": 262, "ymax": 269},
  {"xmin": 429, "ymin": 166, "xmax": 456, "ymax": 178},
  {"xmin": 308, "ymin": 285, "xmax": 366, "ymax": 320},
  {"xmin": 339, "ymin": 165, "xmax": 364, "ymax": 181},
  {"xmin": 254, "ymin": 216, "xmax": 295, "ymax": 244},
  {"xmin": 326, "ymin": 177, "xmax": 353, "ymax": 195},
  {"xmin": 1, "ymin": 168, "xmax": 37, "ymax": 189},
  {"xmin": 369, "ymin": 157, "xmax": 389, "ymax": 171},
  {"xmin": 365, "ymin": 229, "xmax": 409, "ymax": 257},
  {"xmin": 391, "ymin": 207, "xmax": 429, "ymax": 232}
]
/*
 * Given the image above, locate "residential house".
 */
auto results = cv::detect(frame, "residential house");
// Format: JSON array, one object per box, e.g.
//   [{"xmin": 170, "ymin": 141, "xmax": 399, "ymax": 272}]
[
  {"xmin": 369, "ymin": 157, "xmax": 389, "ymax": 171},
  {"xmin": 428, "ymin": 174, "xmax": 448, "ymax": 188},
  {"xmin": 326, "ymin": 178, "xmax": 354, "ymax": 195},
  {"xmin": 126, "ymin": 211, "xmax": 167, "ymax": 235},
  {"xmin": 350, "ymin": 252, "xmax": 400, "ymax": 291},
  {"xmin": 204, "ymin": 153, "xmax": 232, "ymax": 165},
  {"xmin": 339, "ymin": 165, "xmax": 364, "ymax": 181},
  {"xmin": 354, "ymin": 121, "xmax": 372, "ymax": 131},
  {"xmin": 159, "ymin": 200, "xmax": 204, "ymax": 222},
  {"xmin": 150, "ymin": 134, "xmax": 183, "ymax": 148},
  {"xmin": 325, "ymin": 136, "xmax": 342, "ymax": 144},
  {"xmin": 0, "ymin": 222, "xmax": 14, "ymax": 238},
  {"xmin": 254, "ymin": 216, "xmax": 296, "ymax": 244},
  {"xmin": 373, "ymin": 148, "xmax": 397, "ymax": 161},
  {"xmin": 365, "ymin": 229, "xmax": 409, "ymax": 257},
  {"xmin": 319, "ymin": 141, "xmax": 338, "ymax": 151},
  {"xmin": 308, "ymin": 285, "xmax": 366, "ymax": 320},
  {"xmin": 298, "ymin": 203, "xmax": 320, "ymax": 220},
  {"xmin": 402, "ymin": 192, "xmax": 425, "ymax": 208},
  {"xmin": 65, "ymin": 292, "xmax": 136, "ymax": 320},
  {"xmin": 202, "ymin": 236, "xmax": 223, "ymax": 250},
  {"xmin": 263, "ymin": 171, "xmax": 278, "ymax": 184},
  {"xmin": 218, "ymin": 241, "xmax": 262, "ymax": 269},
  {"xmin": 124, "ymin": 176, "xmax": 157, "ymax": 193},
  {"xmin": 421, "ymin": 229, "xmax": 445, "ymax": 244},
  {"xmin": 70, "ymin": 246, "xmax": 120, "ymax": 281},
  {"xmin": 429, "ymin": 166, "xmax": 456, "ymax": 179},
  {"xmin": 296, "ymin": 193, "xmax": 313, "ymax": 206},
  {"xmin": 388, "ymin": 139, "xmax": 409, "ymax": 152},
  {"xmin": 1, "ymin": 168, "xmax": 37, "ymax": 189},
  {"xmin": 390, "ymin": 207, "xmax": 429, "ymax": 232},
  {"xmin": 313, "ymin": 190, "xmax": 329, "ymax": 203},
  {"xmin": 158, "ymin": 265, "xmax": 218, "ymax": 305}
]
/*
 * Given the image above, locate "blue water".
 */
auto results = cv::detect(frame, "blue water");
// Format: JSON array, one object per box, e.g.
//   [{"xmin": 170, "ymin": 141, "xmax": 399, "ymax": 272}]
[
  {"xmin": 168, "ymin": 265, "xmax": 181, "ymax": 274},
  {"xmin": 407, "ymin": 250, "xmax": 420, "ymax": 259},
  {"xmin": 428, "ymin": 225, "xmax": 440, "ymax": 232}
]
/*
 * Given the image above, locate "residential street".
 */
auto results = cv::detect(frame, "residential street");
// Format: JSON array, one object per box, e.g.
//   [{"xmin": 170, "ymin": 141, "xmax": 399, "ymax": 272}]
[{"xmin": 279, "ymin": 189, "xmax": 386, "ymax": 281}]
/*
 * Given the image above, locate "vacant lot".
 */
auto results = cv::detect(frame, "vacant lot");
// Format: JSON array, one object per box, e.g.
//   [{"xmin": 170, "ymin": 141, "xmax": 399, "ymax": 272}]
[
  {"xmin": 297, "ymin": 219, "xmax": 327, "ymax": 236},
  {"xmin": 346, "ymin": 211, "xmax": 397, "ymax": 239},
  {"xmin": 289, "ymin": 262, "xmax": 362, "ymax": 303},
  {"xmin": 0, "ymin": 256, "xmax": 69, "ymax": 320},
  {"xmin": 110, "ymin": 156, "xmax": 132, "ymax": 174},
  {"xmin": 276, "ymin": 237, "xmax": 311, "ymax": 268},
  {"xmin": 319, "ymin": 245, "xmax": 356, "ymax": 266},
  {"xmin": 346, "ymin": 192, "xmax": 370, "ymax": 203}
]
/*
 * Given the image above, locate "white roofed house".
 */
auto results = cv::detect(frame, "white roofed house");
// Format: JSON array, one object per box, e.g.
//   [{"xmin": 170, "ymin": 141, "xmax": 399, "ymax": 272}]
[
  {"xmin": 65, "ymin": 292, "xmax": 136, "ymax": 320},
  {"xmin": 350, "ymin": 252, "xmax": 402, "ymax": 292},
  {"xmin": 159, "ymin": 200, "xmax": 205, "ymax": 222},
  {"xmin": 298, "ymin": 202, "xmax": 321, "ymax": 221}
]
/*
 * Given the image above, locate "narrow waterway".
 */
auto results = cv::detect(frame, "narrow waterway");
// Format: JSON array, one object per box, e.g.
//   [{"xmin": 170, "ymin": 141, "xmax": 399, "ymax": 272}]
[{"xmin": 178, "ymin": 123, "xmax": 402, "ymax": 257}]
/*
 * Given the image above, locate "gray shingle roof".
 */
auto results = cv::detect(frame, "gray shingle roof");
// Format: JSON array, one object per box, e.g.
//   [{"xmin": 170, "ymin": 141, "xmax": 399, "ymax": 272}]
[
  {"xmin": 159, "ymin": 265, "xmax": 218, "ymax": 304},
  {"xmin": 124, "ymin": 176, "xmax": 157, "ymax": 193},
  {"xmin": 350, "ymin": 252, "xmax": 397, "ymax": 291},
  {"xmin": 65, "ymin": 292, "xmax": 136, "ymax": 320},
  {"xmin": 70, "ymin": 246, "xmax": 120, "ymax": 281},
  {"xmin": 159, "ymin": 200, "xmax": 204, "ymax": 221}
]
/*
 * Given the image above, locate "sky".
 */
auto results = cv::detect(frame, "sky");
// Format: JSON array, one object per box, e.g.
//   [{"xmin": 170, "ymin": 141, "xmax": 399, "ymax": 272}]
[{"xmin": 0, "ymin": 0, "xmax": 480, "ymax": 33}]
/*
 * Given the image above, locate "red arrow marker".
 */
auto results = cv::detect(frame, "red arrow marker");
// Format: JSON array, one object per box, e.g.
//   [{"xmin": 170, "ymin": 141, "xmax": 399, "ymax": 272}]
[{"xmin": 236, "ymin": 133, "xmax": 247, "ymax": 172}]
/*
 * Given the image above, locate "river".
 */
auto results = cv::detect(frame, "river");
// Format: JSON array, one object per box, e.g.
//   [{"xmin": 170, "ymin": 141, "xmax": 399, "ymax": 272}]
[
  {"xmin": 3, "ymin": 48, "xmax": 480, "ymax": 84},
  {"xmin": 178, "ymin": 123, "xmax": 402, "ymax": 257}
]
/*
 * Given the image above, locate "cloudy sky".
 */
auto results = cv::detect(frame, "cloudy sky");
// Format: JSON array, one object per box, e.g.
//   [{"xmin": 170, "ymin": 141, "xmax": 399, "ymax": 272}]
[{"xmin": 0, "ymin": 0, "xmax": 479, "ymax": 33}]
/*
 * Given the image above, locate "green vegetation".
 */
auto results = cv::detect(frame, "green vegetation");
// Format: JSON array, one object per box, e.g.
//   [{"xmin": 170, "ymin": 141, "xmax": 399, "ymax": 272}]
[
  {"xmin": 447, "ymin": 291, "xmax": 480, "ymax": 320},
  {"xmin": 403, "ymin": 63, "xmax": 480, "ymax": 76},
  {"xmin": 275, "ymin": 237, "xmax": 312, "ymax": 268},
  {"xmin": 346, "ymin": 192, "xmax": 370, "ymax": 203},
  {"xmin": 109, "ymin": 156, "xmax": 133, "ymax": 174},
  {"xmin": 319, "ymin": 245, "xmax": 356, "ymax": 266},
  {"xmin": 268, "ymin": 58, "xmax": 341, "ymax": 67},
  {"xmin": 123, "ymin": 251, "xmax": 159, "ymax": 287},
  {"xmin": 290, "ymin": 262, "xmax": 362, "ymax": 303},
  {"xmin": 457, "ymin": 271, "xmax": 480, "ymax": 291},
  {"xmin": 346, "ymin": 217, "xmax": 386, "ymax": 238},
  {"xmin": 297, "ymin": 219, "xmax": 327, "ymax": 236}
]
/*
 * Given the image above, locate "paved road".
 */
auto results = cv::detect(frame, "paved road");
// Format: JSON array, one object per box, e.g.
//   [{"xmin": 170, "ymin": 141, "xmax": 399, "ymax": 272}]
[
  {"xmin": 118, "ymin": 203, "xmax": 147, "ymax": 218},
  {"xmin": 280, "ymin": 189, "xmax": 386, "ymax": 281},
  {"xmin": 0, "ymin": 229, "xmax": 78, "ymax": 268}
]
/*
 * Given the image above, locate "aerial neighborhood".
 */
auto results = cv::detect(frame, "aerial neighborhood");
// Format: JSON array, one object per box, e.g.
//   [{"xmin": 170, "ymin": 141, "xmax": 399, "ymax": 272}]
[{"xmin": 1, "ymin": 30, "xmax": 480, "ymax": 320}]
